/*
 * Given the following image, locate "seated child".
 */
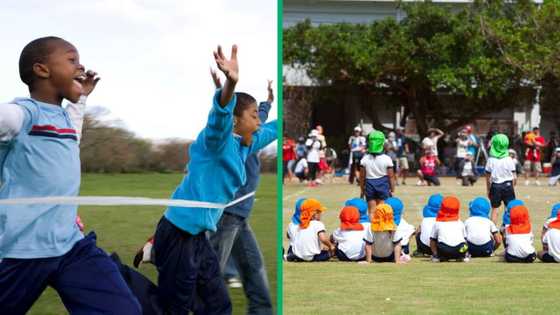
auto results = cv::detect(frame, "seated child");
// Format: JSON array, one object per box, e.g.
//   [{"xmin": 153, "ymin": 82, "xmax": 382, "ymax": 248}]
[
  {"xmin": 500, "ymin": 199, "xmax": 525, "ymax": 245},
  {"xmin": 345, "ymin": 197, "xmax": 370, "ymax": 230},
  {"xmin": 415, "ymin": 194, "xmax": 443, "ymax": 256},
  {"xmin": 286, "ymin": 198, "xmax": 306, "ymax": 254},
  {"xmin": 539, "ymin": 209, "xmax": 560, "ymax": 263},
  {"xmin": 416, "ymin": 149, "xmax": 441, "ymax": 186},
  {"xmin": 459, "ymin": 152, "xmax": 478, "ymax": 186},
  {"xmin": 504, "ymin": 205, "xmax": 536, "ymax": 263},
  {"xmin": 385, "ymin": 197, "xmax": 415, "ymax": 261},
  {"xmin": 286, "ymin": 199, "xmax": 334, "ymax": 262},
  {"xmin": 293, "ymin": 157, "xmax": 309, "ymax": 182},
  {"xmin": 362, "ymin": 204, "xmax": 403, "ymax": 263},
  {"xmin": 331, "ymin": 206, "xmax": 366, "ymax": 261},
  {"xmin": 430, "ymin": 196, "xmax": 469, "ymax": 262},
  {"xmin": 465, "ymin": 197, "xmax": 501, "ymax": 257}
]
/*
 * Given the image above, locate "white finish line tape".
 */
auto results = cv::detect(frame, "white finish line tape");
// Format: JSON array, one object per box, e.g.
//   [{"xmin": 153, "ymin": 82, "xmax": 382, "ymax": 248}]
[{"xmin": 0, "ymin": 192, "xmax": 255, "ymax": 209}]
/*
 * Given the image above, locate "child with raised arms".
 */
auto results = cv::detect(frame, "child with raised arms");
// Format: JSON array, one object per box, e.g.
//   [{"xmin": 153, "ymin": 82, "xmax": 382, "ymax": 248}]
[
  {"xmin": 286, "ymin": 199, "xmax": 334, "ymax": 262},
  {"xmin": 359, "ymin": 131, "xmax": 395, "ymax": 215},
  {"xmin": 414, "ymin": 194, "xmax": 443, "ymax": 256},
  {"xmin": 0, "ymin": 37, "xmax": 141, "ymax": 314},
  {"xmin": 465, "ymin": 197, "xmax": 501, "ymax": 257}
]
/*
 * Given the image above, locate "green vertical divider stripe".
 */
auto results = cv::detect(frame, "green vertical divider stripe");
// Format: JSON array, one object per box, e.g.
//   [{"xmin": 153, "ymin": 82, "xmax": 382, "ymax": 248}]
[{"xmin": 276, "ymin": 0, "xmax": 284, "ymax": 313}]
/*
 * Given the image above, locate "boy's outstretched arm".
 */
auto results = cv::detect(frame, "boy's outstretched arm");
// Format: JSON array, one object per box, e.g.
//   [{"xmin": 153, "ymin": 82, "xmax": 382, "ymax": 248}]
[
  {"xmin": 0, "ymin": 104, "xmax": 24, "ymax": 142},
  {"xmin": 267, "ymin": 80, "xmax": 274, "ymax": 103},
  {"xmin": 214, "ymin": 45, "xmax": 238, "ymax": 107},
  {"xmin": 210, "ymin": 68, "xmax": 222, "ymax": 89}
]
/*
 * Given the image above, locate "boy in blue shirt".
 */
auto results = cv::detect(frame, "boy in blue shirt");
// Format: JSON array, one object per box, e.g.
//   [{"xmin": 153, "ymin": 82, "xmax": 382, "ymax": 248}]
[
  {"xmin": 152, "ymin": 45, "xmax": 277, "ymax": 314},
  {"xmin": 0, "ymin": 37, "xmax": 140, "ymax": 314}
]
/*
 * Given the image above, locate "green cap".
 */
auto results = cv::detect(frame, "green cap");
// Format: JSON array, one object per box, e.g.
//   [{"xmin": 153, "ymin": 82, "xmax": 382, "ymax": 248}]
[
  {"xmin": 368, "ymin": 130, "xmax": 385, "ymax": 153},
  {"xmin": 490, "ymin": 134, "xmax": 509, "ymax": 159}
]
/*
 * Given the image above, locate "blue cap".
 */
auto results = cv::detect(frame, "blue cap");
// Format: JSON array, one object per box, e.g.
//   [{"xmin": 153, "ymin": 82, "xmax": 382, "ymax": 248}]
[
  {"xmin": 385, "ymin": 197, "xmax": 404, "ymax": 225},
  {"xmin": 345, "ymin": 198, "xmax": 369, "ymax": 223}
]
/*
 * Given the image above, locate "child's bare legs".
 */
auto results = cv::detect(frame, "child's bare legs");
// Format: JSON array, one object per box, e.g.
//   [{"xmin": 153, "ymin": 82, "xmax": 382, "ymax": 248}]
[
  {"xmin": 367, "ymin": 199, "xmax": 377, "ymax": 217},
  {"xmin": 416, "ymin": 170, "xmax": 426, "ymax": 185},
  {"xmin": 491, "ymin": 207, "xmax": 499, "ymax": 224}
]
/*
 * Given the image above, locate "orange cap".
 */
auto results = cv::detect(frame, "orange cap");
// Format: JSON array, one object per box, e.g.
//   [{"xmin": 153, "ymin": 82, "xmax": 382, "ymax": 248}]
[
  {"xmin": 339, "ymin": 206, "xmax": 363, "ymax": 231},
  {"xmin": 299, "ymin": 198, "xmax": 326, "ymax": 229},
  {"xmin": 507, "ymin": 206, "xmax": 531, "ymax": 234},
  {"xmin": 436, "ymin": 196, "xmax": 460, "ymax": 222}
]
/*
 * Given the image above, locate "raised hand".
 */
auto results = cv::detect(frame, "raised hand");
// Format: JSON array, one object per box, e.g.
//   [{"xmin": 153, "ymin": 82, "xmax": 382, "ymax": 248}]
[
  {"xmin": 267, "ymin": 79, "xmax": 274, "ymax": 103},
  {"xmin": 213, "ymin": 45, "xmax": 238, "ymax": 83},
  {"xmin": 210, "ymin": 67, "xmax": 222, "ymax": 89},
  {"xmin": 82, "ymin": 70, "xmax": 100, "ymax": 96}
]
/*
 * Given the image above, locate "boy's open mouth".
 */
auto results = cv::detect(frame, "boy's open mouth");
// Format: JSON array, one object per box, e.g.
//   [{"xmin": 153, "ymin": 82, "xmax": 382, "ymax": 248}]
[{"xmin": 73, "ymin": 73, "xmax": 86, "ymax": 89}]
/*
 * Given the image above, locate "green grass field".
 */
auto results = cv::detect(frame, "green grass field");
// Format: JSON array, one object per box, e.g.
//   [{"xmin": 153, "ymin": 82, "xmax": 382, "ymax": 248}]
[
  {"xmin": 29, "ymin": 173, "xmax": 277, "ymax": 315},
  {"xmin": 283, "ymin": 177, "xmax": 560, "ymax": 314}
]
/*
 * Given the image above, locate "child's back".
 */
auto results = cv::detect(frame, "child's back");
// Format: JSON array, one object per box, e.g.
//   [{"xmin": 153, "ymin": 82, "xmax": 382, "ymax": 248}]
[{"xmin": 292, "ymin": 220, "xmax": 326, "ymax": 261}]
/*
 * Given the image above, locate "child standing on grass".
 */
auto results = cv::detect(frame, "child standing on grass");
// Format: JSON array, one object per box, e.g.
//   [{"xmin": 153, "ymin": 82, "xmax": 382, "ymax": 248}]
[
  {"xmin": 504, "ymin": 206, "xmax": 536, "ymax": 263},
  {"xmin": 538, "ymin": 210, "xmax": 560, "ymax": 263},
  {"xmin": 286, "ymin": 199, "xmax": 334, "ymax": 262},
  {"xmin": 331, "ymin": 206, "xmax": 366, "ymax": 261},
  {"xmin": 430, "ymin": 196, "xmax": 469, "ymax": 262},
  {"xmin": 0, "ymin": 37, "xmax": 141, "ymax": 314},
  {"xmin": 485, "ymin": 134, "xmax": 517, "ymax": 223},
  {"xmin": 385, "ymin": 197, "xmax": 415, "ymax": 261},
  {"xmin": 465, "ymin": 197, "xmax": 501, "ymax": 257},
  {"xmin": 414, "ymin": 194, "xmax": 443, "ymax": 256},
  {"xmin": 359, "ymin": 131, "xmax": 395, "ymax": 215},
  {"xmin": 151, "ymin": 45, "xmax": 277, "ymax": 314},
  {"xmin": 362, "ymin": 204, "xmax": 403, "ymax": 264}
]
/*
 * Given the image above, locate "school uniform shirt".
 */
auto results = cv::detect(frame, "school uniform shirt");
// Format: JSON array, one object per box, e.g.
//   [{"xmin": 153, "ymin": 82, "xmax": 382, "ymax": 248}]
[
  {"xmin": 364, "ymin": 230, "xmax": 402, "ymax": 258},
  {"xmin": 349, "ymin": 136, "xmax": 366, "ymax": 153},
  {"xmin": 360, "ymin": 154, "xmax": 393, "ymax": 179},
  {"xmin": 420, "ymin": 217, "xmax": 436, "ymax": 246},
  {"xmin": 286, "ymin": 222, "xmax": 300, "ymax": 249},
  {"xmin": 430, "ymin": 221, "xmax": 467, "ymax": 247},
  {"xmin": 542, "ymin": 229, "xmax": 560, "ymax": 262},
  {"xmin": 505, "ymin": 232, "xmax": 535, "ymax": 258},
  {"xmin": 332, "ymin": 228, "xmax": 366, "ymax": 260},
  {"xmin": 0, "ymin": 98, "xmax": 85, "ymax": 259},
  {"xmin": 395, "ymin": 218, "xmax": 415, "ymax": 246},
  {"xmin": 305, "ymin": 139, "xmax": 321, "ymax": 163},
  {"xmin": 485, "ymin": 157, "xmax": 516, "ymax": 184},
  {"xmin": 164, "ymin": 90, "xmax": 277, "ymax": 235},
  {"xmin": 464, "ymin": 217, "xmax": 498, "ymax": 245},
  {"xmin": 291, "ymin": 220, "xmax": 326, "ymax": 261},
  {"xmin": 294, "ymin": 158, "xmax": 308, "ymax": 174}
]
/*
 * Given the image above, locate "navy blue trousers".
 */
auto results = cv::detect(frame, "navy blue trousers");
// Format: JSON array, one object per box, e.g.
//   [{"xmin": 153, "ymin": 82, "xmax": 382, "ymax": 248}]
[
  {"xmin": 0, "ymin": 232, "xmax": 141, "ymax": 315},
  {"xmin": 153, "ymin": 216, "xmax": 232, "ymax": 315}
]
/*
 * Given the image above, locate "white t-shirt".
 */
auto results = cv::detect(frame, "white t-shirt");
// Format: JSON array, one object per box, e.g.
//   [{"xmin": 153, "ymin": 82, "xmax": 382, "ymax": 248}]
[
  {"xmin": 395, "ymin": 218, "xmax": 415, "ymax": 246},
  {"xmin": 294, "ymin": 158, "xmax": 308, "ymax": 174},
  {"xmin": 420, "ymin": 217, "xmax": 436, "ymax": 247},
  {"xmin": 422, "ymin": 137, "xmax": 439, "ymax": 156},
  {"xmin": 349, "ymin": 136, "xmax": 366, "ymax": 153},
  {"xmin": 464, "ymin": 216, "xmax": 498, "ymax": 245},
  {"xmin": 332, "ymin": 228, "xmax": 366, "ymax": 260},
  {"xmin": 430, "ymin": 221, "xmax": 467, "ymax": 247},
  {"xmin": 485, "ymin": 157, "xmax": 516, "ymax": 184},
  {"xmin": 364, "ymin": 230, "xmax": 401, "ymax": 258},
  {"xmin": 291, "ymin": 220, "xmax": 326, "ymax": 261},
  {"xmin": 456, "ymin": 139, "xmax": 469, "ymax": 158},
  {"xmin": 305, "ymin": 139, "xmax": 321, "ymax": 163},
  {"xmin": 505, "ymin": 232, "xmax": 535, "ymax": 258},
  {"xmin": 286, "ymin": 222, "xmax": 299, "ymax": 248},
  {"xmin": 461, "ymin": 162, "xmax": 474, "ymax": 177},
  {"xmin": 543, "ymin": 229, "xmax": 560, "ymax": 262},
  {"xmin": 360, "ymin": 154, "xmax": 394, "ymax": 179},
  {"xmin": 362, "ymin": 222, "xmax": 371, "ymax": 231}
]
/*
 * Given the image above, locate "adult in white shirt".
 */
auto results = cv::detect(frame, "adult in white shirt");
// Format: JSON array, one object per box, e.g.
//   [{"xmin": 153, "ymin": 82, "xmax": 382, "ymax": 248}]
[
  {"xmin": 422, "ymin": 128, "xmax": 444, "ymax": 157},
  {"xmin": 305, "ymin": 130, "xmax": 322, "ymax": 184}
]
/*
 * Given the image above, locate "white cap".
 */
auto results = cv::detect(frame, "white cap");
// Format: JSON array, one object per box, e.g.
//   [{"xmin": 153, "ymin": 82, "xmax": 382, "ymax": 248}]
[
  {"xmin": 354, "ymin": 126, "xmax": 362, "ymax": 132},
  {"xmin": 309, "ymin": 129, "xmax": 319, "ymax": 137}
]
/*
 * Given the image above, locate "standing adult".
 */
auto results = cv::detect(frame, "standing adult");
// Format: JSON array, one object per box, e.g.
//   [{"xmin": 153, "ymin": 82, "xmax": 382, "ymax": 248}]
[
  {"xmin": 455, "ymin": 129, "xmax": 470, "ymax": 182},
  {"xmin": 422, "ymin": 128, "xmax": 445, "ymax": 157},
  {"xmin": 464, "ymin": 125, "xmax": 480, "ymax": 157},
  {"xmin": 386, "ymin": 131, "xmax": 399, "ymax": 185},
  {"xmin": 306, "ymin": 129, "xmax": 322, "ymax": 186},
  {"xmin": 523, "ymin": 127, "xmax": 546, "ymax": 186},
  {"xmin": 348, "ymin": 126, "xmax": 366, "ymax": 185},
  {"xmin": 395, "ymin": 127, "xmax": 410, "ymax": 185},
  {"xmin": 546, "ymin": 132, "xmax": 560, "ymax": 162},
  {"xmin": 282, "ymin": 136, "xmax": 296, "ymax": 183},
  {"xmin": 315, "ymin": 125, "xmax": 328, "ymax": 180}
]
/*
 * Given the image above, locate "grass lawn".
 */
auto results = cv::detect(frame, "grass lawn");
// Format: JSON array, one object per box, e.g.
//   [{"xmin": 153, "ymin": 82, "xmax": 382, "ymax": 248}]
[
  {"xmin": 283, "ymin": 177, "xmax": 560, "ymax": 314},
  {"xmin": 29, "ymin": 173, "xmax": 277, "ymax": 315}
]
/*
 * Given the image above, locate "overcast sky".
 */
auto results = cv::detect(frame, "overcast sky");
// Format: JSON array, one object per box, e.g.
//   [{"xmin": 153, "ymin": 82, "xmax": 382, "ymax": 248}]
[{"xmin": 0, "ymin": 0, "xmax": 277, "ymax": 140}]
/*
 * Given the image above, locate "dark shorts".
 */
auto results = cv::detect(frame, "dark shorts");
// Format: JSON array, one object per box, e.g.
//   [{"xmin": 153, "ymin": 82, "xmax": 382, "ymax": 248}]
[
  {"xmin": 372, "ymin": 254, "xmax": 395, "ymax": 263},
  {"xmin": 352, "ymin": 153, "xmax": 364, "ymax": 166},
  {"xmin": 335, "ymin": 248, "xmax": 364, "ymax": 262},
  {"xmin": 467, "ymin": 240, "xmax": 494, "ymax": 257},
  {"xmin": 286, "ymin": 246, "xmax": 330, "ymax": 262},
  {"xmin": 365, "ymin": 176, "xmax": 391, "ymax": 201},
  {"xmin": 415, "ymin": 233, "xmax": 432, "ymax": 255},
  {"xmin": 505, "ymin": 252, "xmax": 536, "ymax": 263},
  {"xmin": 489, "ymin": 181, "xmax": 516, "ymax": 208},
  {"xmin": 540, "ymin": 252, "xmax": 557, "ymax": 263},
  {"xmin": 154, "ymin": 216, "xmax": 231, "ymax": 314},
  {"xmin": 423, "ymin": 174, "xmax": 441, "ymax": 186},
  {"xmin": 436, "ymin": 241, "xmax": 468, "ymax": 260},
  {"xmin": 0, "ymin": 232, "xmax": 141, "ymax": 315}
]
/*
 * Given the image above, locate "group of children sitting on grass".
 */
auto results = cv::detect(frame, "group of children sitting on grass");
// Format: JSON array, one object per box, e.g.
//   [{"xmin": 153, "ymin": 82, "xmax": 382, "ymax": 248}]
[{"xmin": 285, "ymin": 195, "xmax": 560, "ymax": 264}]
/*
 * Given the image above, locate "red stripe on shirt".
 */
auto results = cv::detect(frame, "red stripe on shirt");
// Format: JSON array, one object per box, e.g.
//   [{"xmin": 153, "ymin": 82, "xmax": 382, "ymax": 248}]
[{"xmin": 31, "ymin": 125, "xmax": 76, "ymax": 134}]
